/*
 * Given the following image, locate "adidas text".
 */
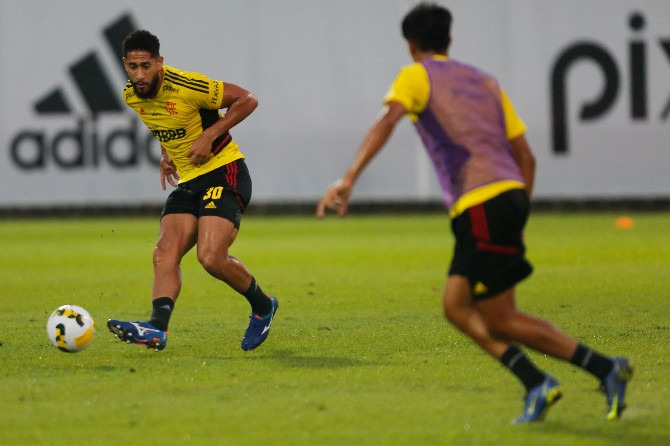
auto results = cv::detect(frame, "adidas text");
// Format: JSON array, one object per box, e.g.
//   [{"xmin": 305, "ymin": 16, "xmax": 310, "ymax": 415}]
[{"xmin": 10, "ymin": 117, "xmax": 160, "ymax": 170}]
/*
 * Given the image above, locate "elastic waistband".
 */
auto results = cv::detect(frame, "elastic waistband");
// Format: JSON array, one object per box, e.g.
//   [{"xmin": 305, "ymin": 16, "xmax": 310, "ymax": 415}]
[{"xmin": 449, "ymin": 180, "xmax": 526, "ymax": 218}]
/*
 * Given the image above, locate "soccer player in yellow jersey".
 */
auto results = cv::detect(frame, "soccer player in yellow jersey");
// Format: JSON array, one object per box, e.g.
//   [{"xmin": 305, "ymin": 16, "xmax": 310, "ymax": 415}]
[
  {"xmin": 107, "ymin": 30, "xmax": 278, "ymax": 352},
  {"xmin": 317, "ymin": 3, "xmax": 632, "ymax": 423}
]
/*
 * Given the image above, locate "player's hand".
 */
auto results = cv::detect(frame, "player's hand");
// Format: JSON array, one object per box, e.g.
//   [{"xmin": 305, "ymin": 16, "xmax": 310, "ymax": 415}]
[
  {"xmin": 160, "ymin": 154, "xmax": 179, "ymax": 190},
  {"xmin": 316, "ymin": 178, "xmax": 353, "ymax": 218},
  {"xmin": 188, "ymin": 132, "xmax": 214, "ymax": 166}
]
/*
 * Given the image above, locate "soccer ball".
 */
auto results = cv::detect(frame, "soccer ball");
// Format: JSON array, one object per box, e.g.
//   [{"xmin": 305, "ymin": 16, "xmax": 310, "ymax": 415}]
[{"xmin": 46, "ymin": 305, "xmax": 96, "ymax": 352}]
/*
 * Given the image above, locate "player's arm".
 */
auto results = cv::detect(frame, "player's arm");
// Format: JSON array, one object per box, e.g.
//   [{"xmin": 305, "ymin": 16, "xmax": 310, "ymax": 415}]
[
  {"xmin": 188, "ymin": 82, "xmax": 258, "ymax": 165},
  {"xmin": 500, "ymin": 88, "xmax": 536, "ymax": 197},
  {"xmin": 159, "ymin": 145, "xmax": 179, "ymax": 190},
  {"xmin": 316, "ymin": 101, "xmax": 406, "ymax": 218},
  {"xmin": 509, "ymin": 134, "xmax": 536, "ymax": 198}
]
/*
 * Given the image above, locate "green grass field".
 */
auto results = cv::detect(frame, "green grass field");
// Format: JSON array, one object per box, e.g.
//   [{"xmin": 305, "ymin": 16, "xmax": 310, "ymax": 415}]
[{"xmin": 1, "ymin": 212, "xmax": 668, "ymax": 445}]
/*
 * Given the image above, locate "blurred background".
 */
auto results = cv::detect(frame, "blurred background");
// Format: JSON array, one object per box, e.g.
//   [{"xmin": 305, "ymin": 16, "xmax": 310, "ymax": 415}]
[{"xmin": 2, "ymin": 0, "xmax": 669, "ymax": 213}]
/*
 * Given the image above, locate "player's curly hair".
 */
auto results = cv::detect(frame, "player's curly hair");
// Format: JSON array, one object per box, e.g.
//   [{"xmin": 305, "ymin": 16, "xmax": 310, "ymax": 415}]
[
  {"xmin": 122, "ymin": 29, "xmax": 160, "ymax": 58},
  {"xmin": 401, "ymin": 2, "xmax": 452, "ymax": 53}
]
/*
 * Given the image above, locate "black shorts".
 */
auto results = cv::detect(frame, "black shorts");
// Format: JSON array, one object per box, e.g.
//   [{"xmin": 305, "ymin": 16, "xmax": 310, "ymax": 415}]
[
  {"xmin": 449, "ymin": 188, "xmax": 533, "ymax": 300},
  {"xmin": 162, "ymin": 159, "xmax": 252, "ymax": 229}
]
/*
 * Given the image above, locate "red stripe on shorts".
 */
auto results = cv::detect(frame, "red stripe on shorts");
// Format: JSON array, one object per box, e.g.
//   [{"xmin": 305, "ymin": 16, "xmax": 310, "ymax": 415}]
[
  {"xmin": 225, "ymin": 162, "xmax": 236, "ymax": 187},
  {"xmin": 476, "ymin": 241, "xmax": 519, "ymax": 254},
  {"xmin": 230, "ymin": 162, "xmax": 237, "ymax": 188},
  {"xmin": 468, "ymin": 204, "xmax": 490, "ymax": 242}
]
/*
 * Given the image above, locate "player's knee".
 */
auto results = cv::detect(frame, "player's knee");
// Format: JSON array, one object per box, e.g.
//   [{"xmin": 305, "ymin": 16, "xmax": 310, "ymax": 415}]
[
  {"xmin": 197, "ymin": 250, "xmax": 216, "ymax": 272},
  {"xmin": 484, "ymin": 317, "xmax": 514, "ymax": 340},
  {"xmin": 153, "ymin": 245, "xmax": 179, "ymax": 270},
  {"xmin": 197, "ymin": 248, "xmax": 229, "ymax": 276},
  {"xmin": 442, "ymin": 300, "xmax": 465, "ymax": 327}
]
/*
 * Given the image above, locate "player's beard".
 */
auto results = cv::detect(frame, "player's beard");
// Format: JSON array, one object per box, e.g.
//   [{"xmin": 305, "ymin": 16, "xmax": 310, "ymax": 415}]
[{"xmin": 132, "ymin": 72, "xmax": 161, "ymax": 99}]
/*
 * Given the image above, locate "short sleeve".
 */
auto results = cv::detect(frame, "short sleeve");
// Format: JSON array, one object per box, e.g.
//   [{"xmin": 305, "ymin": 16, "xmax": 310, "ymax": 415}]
[
  {"xmin": 197, "ymin": 78, "xmax": 224, "ymax": 110},
  {"xmin": 500, "ymin": 88, "xmax": 527, "ymax": 139},
  {"xmin": 383, "ymin": 63, "xmax": 430, "ymax": 120},
  {"xmin": 171, "ymin": 67, "xmax": 224, "ymax": 110}
]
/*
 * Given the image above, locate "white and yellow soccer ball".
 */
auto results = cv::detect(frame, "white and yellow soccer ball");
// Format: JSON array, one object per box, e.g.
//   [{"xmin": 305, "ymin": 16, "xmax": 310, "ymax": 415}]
[{"xmin": 46, "ymin": 305, "xmax": 96, "ymax": 352}]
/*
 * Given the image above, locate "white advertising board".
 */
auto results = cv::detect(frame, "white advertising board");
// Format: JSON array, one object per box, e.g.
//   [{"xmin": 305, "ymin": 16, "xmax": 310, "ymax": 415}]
[{"xmin": 1, "ymin": 0, "xmax": 668, "ymax": 208}]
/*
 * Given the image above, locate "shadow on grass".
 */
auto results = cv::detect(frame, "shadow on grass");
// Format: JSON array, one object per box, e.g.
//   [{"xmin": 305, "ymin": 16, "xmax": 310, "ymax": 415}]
[{"xmin": 260, "ymin": 348, "xmax": 381, "ymax": 369}]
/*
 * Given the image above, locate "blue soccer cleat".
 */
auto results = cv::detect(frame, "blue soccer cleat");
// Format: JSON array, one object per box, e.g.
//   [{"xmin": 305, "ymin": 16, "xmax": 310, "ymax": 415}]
[
  {"xmin": 601, "ymin": 357, "xmax": 634, "ymax": 421},
  {"xmin": 241, "ymin": 296, "xmax": 279, "ymax": 351},
  {"xmin": 107, "ymin": 319, "xmax": 167, "ymax": 351},
  {"xmin": 514, "ymin": 375, "xmax": 563, "ymax": 424}
]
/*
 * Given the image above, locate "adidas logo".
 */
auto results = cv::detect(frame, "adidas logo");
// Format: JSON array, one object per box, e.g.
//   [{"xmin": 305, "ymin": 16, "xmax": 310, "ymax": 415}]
[
  {"xmin": 35, "ymin": 14, "xmax": 136, "ymax": 115},
  {"xmin": 474, "ymin": 281, "xmax": 488, "ymax": 295},
  {"xmin": 205, "ymin": 202, "xmax": 217, "ymax": 209},
  {"xmin": 9, "ymin": 13, "xmax": 161, "ymax": 171}
]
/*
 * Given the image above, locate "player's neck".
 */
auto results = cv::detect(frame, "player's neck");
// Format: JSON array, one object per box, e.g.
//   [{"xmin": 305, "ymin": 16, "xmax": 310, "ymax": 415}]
[
  {"xmin": 411, "ymin": 50, "xmax": 447, "ymax": 63},
  {"xmin": 154, "ymin": 69, "xmax": 165, "ymax": 97}
]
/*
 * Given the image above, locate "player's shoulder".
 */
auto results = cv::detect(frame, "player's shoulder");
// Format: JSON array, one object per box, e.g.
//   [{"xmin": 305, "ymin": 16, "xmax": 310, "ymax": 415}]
[
  {"xmin": 398, "ymin": 61, "xmax": 428, "ymax": 76},
  {"xmin": 392, "ymin": 62, "xmax": 429, "ymax": 87},
  {"xmin": 164, "ymin": 64, "xmax": 208, "ymax": 79},
  {"xmin": 162, "ymin": 65, "xmax": 212, "ymax": 95}
]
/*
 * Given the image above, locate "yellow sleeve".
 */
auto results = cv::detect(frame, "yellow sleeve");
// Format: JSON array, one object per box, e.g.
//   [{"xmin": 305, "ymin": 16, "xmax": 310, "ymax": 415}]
[
  {"xmin": 212, "ymin": 80, "xmax": 225, "ymax": 109},
  {"xmin": 383, "ymin": 63, "xmax": 430, "ymax": 121},
  {"xmin": 196, "ymin": 77, "xmax": 224, "ymax": 110},
  {"xmin": 170, "ymin": 67, "xmax": 224, "ymax": 110},
  {"xmin": 500, "ymin": 88, "xmax": 527, "ymax": 139}
]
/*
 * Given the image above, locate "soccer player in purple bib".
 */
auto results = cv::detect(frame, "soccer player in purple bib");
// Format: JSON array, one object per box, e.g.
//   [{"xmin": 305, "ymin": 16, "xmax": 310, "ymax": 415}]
[{"xmin": 317, "ymin": 2, "xmax": 632, "ymax": 423}]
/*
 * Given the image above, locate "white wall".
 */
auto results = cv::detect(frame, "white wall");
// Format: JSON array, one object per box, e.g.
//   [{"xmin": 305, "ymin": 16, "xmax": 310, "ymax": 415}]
[{"xmin": 1, "ymin": 0, "xmax": 669, "ymax": 208}]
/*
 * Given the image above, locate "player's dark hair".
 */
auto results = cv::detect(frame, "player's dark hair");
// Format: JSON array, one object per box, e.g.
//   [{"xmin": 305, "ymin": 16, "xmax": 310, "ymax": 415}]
[
  {"xmin": 401, "ymin": 2, "xmax": 452, "ymax": 53},
  {"xmin": 122, "ymin": 30, "xmax": 160, "ymax": 58}
]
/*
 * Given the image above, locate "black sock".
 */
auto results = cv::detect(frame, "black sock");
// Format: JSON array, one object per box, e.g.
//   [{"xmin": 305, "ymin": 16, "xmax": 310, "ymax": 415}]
[
  {"xmin": 570, "ymin": 343, "xmax": 614, "ymax": 381},
  {"xmin": 500, "ymin": 345, "xmax": 547, "ymax": 391},
  {"xmin": 242, "ymin": 277, "xmax": 272, "ymax": 315},
  {"xmin": 149, "ymin": 297, "xmax": 174, "ymax": 331}
]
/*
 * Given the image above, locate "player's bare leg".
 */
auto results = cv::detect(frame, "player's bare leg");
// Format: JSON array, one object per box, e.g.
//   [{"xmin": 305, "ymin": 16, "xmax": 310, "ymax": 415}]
[
  {"xmin": 442, "ymin": 275, "xmax": 561, "ymax": 423},
  {"xmin": 152, "ymin": 213, "xmax": 198, "ymax": 301},
  {"xmin": 442, "ymin": 275, "xmax": 509, "ymax": 358},
  {"xmin": 476, "ymin": 288, "xmax": 578, "ymax": 360},
  {"xmin": 197, "ymin": 215, "xmax": 278, "ymax": 351},
  {"xmin": 196, "ymin": 216, "xmax": 251, "ymax": 292},
  {"xmin": 477, "ymin": 287, "xmax": 632, "ymax": 420},
  {"xmin": 108, "ymin": 213, "xmax": 197, "ymax": 350}
]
